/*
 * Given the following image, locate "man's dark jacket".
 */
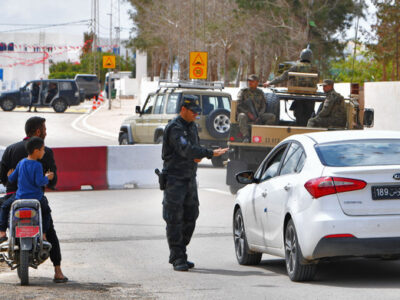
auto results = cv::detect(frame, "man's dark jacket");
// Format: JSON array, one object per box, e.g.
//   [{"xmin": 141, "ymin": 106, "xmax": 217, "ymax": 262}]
[
  {"xmin": 0, "ymin": 138, "xmax": 57, "ymax": 193},
  {"xmin": 162, "ymin": 116, "xmax": 213, "ymax": 178}
]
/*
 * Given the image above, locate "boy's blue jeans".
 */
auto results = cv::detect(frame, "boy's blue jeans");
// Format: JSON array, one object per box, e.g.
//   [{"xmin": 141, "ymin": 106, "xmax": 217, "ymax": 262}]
[{"xmin": 0, "ymin": 193, "xmax": 51, "ymax": 233}]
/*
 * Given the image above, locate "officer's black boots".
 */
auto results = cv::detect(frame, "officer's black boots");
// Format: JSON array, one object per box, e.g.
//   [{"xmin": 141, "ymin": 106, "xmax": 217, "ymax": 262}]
[
  {"xmin": 173, "ymin": 258, "xmax": 189, "ymax": 271},
  {"xmin": 186, "ymin": 260, "xmax": 195, "ymax": 269}
]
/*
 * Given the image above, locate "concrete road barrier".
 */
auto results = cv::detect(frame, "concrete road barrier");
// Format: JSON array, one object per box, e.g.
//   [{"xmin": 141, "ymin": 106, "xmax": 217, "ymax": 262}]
[
  {"xmin": 53, "ymin": 146, "xmax": 108, "ymax": 191},
  {"xmin": 0, "ymin": 146, "xmax": 163, "ymax": 192},
  {"xmin": 107, "ymin": 145, "xmax": 163, "ymax": 189}
]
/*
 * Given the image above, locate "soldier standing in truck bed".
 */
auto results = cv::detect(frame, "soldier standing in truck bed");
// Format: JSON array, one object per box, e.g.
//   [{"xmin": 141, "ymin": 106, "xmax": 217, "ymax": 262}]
[
  {"xmin": 264, "ymin": 47, "xmax": 319, "ymax": 126},
  {"xmin": 237, "ymin": 74, "xmax": 276, "ymax": 143}
]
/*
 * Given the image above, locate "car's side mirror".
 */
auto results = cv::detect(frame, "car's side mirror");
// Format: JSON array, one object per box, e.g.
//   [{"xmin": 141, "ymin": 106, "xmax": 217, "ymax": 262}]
[
  {"xmin": 236, "ymin": 171, "xmax": 255, "ymax": 185},
  {"xmin": 363, "ymin": 108, "xmax": 374, "ymax": 128},
  {"xmin": 135, "ymin": 105, "xmax": 142, "ymax": 114}
]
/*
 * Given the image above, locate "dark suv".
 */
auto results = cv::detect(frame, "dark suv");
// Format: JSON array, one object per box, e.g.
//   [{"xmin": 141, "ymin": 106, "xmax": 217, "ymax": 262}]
[
  {"xmin": 119, "ymin": 80, "xmax": 231, "ymax": 167},
  {"xmin": 74, "ymin": 74, "xmax": 100, "ymax": 100},
  {"xmin": 0, "ymin": 79, "xmax": 85, "ymax": 113}
]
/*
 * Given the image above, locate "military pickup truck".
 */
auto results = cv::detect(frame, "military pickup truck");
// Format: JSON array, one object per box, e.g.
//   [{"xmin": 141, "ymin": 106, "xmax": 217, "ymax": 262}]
[{"xmin": 226, "ymin": 80, "xmax": 374, "ymax": 194}]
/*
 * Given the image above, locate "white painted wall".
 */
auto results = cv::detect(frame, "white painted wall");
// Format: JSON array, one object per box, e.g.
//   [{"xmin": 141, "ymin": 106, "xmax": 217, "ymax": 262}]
[{"xmin": 365, "ymin": 81, "xmax": 400, "ymax": 131}]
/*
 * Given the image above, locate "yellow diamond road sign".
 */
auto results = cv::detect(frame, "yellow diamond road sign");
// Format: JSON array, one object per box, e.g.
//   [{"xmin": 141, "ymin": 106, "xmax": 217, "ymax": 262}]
[
  {"xmin": 103, "ymin": 55, "xmax": 116, "ymax": 69},
  {"xmin": 190, "ymin": 52, "xmax": 207, "ymax": 80}
]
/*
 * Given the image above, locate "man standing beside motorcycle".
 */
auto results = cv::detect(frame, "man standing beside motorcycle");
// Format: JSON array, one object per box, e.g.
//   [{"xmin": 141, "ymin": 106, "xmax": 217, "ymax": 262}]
[{"xmin": 0, "ymin": 116, "xmax": 68, "ymax": 283}]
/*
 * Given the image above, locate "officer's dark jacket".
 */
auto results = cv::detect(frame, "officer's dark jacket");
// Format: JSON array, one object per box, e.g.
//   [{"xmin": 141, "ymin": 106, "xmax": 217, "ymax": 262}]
[
  {"xmin": 162, "ymin": 116, "xmax": 213, "ymax": 178},
  {"xmin": 0, "ymin": 138, "xmax": 57, "ymax": 193}
]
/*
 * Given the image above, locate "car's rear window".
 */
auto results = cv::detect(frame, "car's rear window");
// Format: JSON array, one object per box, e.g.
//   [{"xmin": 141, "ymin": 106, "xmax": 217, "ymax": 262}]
[
  {"xmin": 201, "ymin": 95, "xmax": 231, "ymax": 115},
  {"xmin": 315, "ymin": 139, "xmax": 400, "ymax": 167},
  {"xmin": 76, "ymin": 76, "xmax": 97, "ymax": 82}
]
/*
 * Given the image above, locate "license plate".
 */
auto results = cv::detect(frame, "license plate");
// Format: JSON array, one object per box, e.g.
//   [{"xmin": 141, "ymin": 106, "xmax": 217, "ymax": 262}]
[
  {"xmin": 15, "ymin": 226, "xmax": 39, "ymax": 238},
  {"xmin": 372, "ymin": 185, "xmax": 400, "ymax": 200}
]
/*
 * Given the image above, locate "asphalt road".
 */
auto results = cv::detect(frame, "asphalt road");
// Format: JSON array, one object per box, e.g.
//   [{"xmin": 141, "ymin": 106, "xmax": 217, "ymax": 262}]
[
  {"xmin": 0, "ymin": 104, "xmax": 117, "ymax": 148},
  {"xmin": 1, "ymin": 107, "xmax": 400, "ymax": 299}
]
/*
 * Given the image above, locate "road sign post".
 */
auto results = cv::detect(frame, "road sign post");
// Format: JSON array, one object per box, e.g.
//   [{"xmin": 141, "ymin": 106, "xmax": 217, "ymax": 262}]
[
  {"xmin": 103, "ymin": 56, "xmax": 116, "ymax": 110},
  {"xmin": 189, "ymin": 52, "xmax": 208, "ymax": 80}
]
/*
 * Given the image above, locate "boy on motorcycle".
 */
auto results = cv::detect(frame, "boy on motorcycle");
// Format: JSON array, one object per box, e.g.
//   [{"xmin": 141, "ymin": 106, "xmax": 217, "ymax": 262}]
[{"xmin": 0, "ymin": 137, "xmax": 54, "ymax": 242}]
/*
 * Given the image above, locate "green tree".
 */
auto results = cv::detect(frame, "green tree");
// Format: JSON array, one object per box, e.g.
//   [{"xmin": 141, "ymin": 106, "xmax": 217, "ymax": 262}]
[
  {"xmin": 330, "ymin": 48, "xmax": 382, "ymax": 84},
  {"xmin": 49, "ymin": 52, "xmax": 135, "ymax": 86},
  {"xmin": 369, "ymin": 0, "xmax": 400, "ymax": 81}
]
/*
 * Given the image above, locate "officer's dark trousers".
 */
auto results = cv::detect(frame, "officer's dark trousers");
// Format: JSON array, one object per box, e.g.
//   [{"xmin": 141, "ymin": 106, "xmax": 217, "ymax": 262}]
[{"xmin": 163, "ymin": 175, "xmax": 199, "ymax": 264}]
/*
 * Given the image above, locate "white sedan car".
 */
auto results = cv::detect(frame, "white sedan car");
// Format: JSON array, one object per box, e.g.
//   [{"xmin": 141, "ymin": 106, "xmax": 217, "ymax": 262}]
[{"xmin": 233, "ymin": 130, "xmax": 400, "ymax": 281}]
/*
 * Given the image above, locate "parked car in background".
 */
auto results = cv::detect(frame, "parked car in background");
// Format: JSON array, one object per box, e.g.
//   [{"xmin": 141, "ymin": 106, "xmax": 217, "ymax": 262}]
[
  {"xmin": 119, "ymin": 80, "xmax": 231, "ymax": 167},
  {"xmin": 233, "ymin": 130, "xmax": 400, "ymax": 281},
  {"xmin": 74, "ymin": 74, "xmax": 100, "ymax": 100},
  {"xmin": 0, "ymin": 79, "xmax": 85, "ymax": 113}
]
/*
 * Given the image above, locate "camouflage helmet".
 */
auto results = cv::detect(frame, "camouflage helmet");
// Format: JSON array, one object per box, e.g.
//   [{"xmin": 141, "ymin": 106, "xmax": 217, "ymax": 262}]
[{"xmin": 300, "ymin": 48, "xmax": 313, "ymax": 62}]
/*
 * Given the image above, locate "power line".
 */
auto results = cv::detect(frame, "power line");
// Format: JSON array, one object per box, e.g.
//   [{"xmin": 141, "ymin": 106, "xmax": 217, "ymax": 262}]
[{"xmin": 0, "ymin": 20, "xmax": 91, "ymax": 33}]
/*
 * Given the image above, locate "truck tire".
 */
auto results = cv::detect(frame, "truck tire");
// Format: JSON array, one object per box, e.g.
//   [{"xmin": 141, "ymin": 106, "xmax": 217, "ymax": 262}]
[
  {"xmin": 18, "ymin": 250, "xmax": 29, "ymax": 286},
  {"xmin": 119, "ymin": 132, "xmax": 131, "ymax": 145},
  {"xmin": 265, "ymin": 93, "xmax": 280, "ymax": 124},
  {"xmin": 229, "ymin": 184, "xmax": 241, "ymax": 195},
  {"xmin": 0, "ymin": 98, "xmax": 16, "ymax": 111},
  {"xmin": 211, "ymin": 156, "xmax": 224, "ymax": 168},
  {"xmin": 206, "ymin": 109, "xmax": 230, "ymax": 139}
]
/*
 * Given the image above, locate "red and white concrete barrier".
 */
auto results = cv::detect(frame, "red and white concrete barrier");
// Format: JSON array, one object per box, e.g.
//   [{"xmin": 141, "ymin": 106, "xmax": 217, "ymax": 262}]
[{"xmin": 1, "ymin": 145, "xmax": 163, "ymax": 192}]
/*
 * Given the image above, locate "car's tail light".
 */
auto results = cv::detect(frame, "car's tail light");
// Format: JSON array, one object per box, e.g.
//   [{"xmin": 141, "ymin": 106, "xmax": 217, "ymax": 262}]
[
  {"xmin": 304, "ymin": 177, "xmax": 367, "ymax": 199},
  {"xmin": 14, "ymin": 209, "xmax": 36, "ymax": 219}
]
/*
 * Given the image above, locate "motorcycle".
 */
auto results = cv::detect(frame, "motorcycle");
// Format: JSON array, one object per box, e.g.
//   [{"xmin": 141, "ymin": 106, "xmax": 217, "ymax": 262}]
[{"xmin": 0, "ymin": 199, "xmax": 51, "ymax": 285}]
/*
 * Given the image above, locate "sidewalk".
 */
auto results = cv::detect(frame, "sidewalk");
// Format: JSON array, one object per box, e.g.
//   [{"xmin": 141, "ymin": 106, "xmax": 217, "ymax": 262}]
[{"xmin": 85, "ymin": 98, "xmax": 138, "ymax": 137}]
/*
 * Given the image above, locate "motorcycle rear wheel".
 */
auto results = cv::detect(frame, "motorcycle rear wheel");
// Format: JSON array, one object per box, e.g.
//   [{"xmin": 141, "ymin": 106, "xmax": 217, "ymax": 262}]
[{"xmin": 18, "ymin": 250, "xmax": 29, "ymax": 285}]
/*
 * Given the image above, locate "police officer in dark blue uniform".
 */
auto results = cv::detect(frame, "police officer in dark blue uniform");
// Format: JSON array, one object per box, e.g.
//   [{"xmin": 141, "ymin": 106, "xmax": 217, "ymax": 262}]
[{"xmin": 162, "ymin": 95, "xmax": 228, "ymax": 271}]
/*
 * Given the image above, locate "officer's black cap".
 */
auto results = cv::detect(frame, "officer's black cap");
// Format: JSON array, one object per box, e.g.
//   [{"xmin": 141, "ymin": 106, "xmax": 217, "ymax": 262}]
[{"xmin": 181, "ymin": 95, "xmax": 202, "ymax": 114}]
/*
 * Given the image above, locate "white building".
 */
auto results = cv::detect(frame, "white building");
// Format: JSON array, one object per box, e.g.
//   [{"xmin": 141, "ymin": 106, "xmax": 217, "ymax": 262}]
[{"xmin": 0, "ymin": 32, "xmax": 83, "ymax": 90}]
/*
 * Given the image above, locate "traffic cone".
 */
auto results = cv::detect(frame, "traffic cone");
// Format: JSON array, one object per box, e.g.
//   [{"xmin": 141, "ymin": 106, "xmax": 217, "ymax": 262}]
[
  {"xmin": 92, "ymin": 97, "xmax": 98, "ymax": 110},
  {"xmin": 98, "ymin": 92, "xmax": 104, "ymax": 102}
]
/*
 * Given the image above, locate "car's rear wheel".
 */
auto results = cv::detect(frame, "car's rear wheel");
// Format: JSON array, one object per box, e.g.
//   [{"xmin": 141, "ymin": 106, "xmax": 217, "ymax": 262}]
[
  {"xmin": 1, "ymin": 98, "xmax": 16, "ymax": 111},
  {"xmin": 119, "ymin": 132, "xmax": 130, "ymax": 145},
  {"xmin": 206, "ymin": 109, "xmax": 230, "ymax": 139},
  {"xmin": 285, "ymin": 219, "xmax": 316, "ymax": 281},
  {"xmin": 52, "ymin": 98, "xmax": 67, "ymax": 113},
  {"xmin": 233, "ymin": 208, "xmax": 262, "ymax": 265}
]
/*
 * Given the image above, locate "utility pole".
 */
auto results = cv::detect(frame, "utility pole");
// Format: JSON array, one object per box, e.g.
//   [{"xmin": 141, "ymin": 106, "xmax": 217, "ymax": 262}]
[{"xmin": 108, "ymin": 0, "xmax": 113, "ymax": 110}]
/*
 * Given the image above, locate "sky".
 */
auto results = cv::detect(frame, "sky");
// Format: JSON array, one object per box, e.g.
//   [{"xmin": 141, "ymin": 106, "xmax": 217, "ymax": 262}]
[
  {"xmin": 0, "ymin": 0, "xmax": 377, "ymax": 45},
  {"xmin": 0, "ymin": 0, "xmax": 134, "ymax": 41}
]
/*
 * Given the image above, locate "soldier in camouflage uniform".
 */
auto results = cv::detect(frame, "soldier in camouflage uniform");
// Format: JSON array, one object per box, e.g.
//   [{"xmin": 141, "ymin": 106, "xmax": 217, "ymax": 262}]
[
  {"xmin": 237, "ymin": 74, "xmax": 276, "ymax": 143},
  {"xmin": 264, "ymin": 47, "xmax": 319, "ymax": 126},
  {"xmin": 162, "ymin": 95, "xmax": 228, "ymax": 271},
  {"xmin": 307, "ymin": 79, "xmax": 347, "ymax": 128}
]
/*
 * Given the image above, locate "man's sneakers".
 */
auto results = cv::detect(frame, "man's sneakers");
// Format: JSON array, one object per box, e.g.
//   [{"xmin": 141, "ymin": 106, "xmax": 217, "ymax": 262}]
[{"xmin": 173, "ymin": 259, "xmax": 195, "ymax": 271}]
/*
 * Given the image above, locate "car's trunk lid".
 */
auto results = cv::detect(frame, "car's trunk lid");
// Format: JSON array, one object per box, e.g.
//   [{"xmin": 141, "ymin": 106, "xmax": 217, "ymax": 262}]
[{"xmin": 323, "ymin": 165, "xmax": 400, "ymax": 216}]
